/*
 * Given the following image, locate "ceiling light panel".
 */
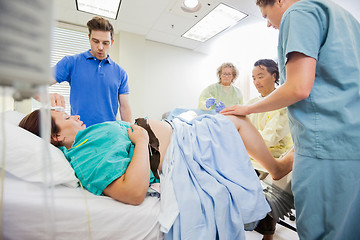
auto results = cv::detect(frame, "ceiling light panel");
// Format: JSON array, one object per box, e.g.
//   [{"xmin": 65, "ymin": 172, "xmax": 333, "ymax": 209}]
[
  {"xmin": 182, "ymin": 3, "xmax": 248, "ymax": 42},
  {"xmin": 76, "ymin": 0, "xmax": 121, "ymax": 20}
]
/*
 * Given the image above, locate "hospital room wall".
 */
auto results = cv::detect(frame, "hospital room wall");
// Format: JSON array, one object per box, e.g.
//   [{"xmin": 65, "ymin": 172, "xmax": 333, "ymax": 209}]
[
  {"xmin": 115, "ymin": 22, "xmax": 278, "ymax": 120},
  {"xmin": 1, "ymin": 21, "xmax": 278, "ymax": 120},
  {"xmin": 118, "ymin": 32, "xmax": 213, "ymax": 120}
]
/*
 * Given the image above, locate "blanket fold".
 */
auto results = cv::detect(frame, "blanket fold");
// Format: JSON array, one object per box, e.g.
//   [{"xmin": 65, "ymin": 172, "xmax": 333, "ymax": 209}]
[{"xmin": 161, "ymin": 114, "xmax": 270, "ymax": 240}]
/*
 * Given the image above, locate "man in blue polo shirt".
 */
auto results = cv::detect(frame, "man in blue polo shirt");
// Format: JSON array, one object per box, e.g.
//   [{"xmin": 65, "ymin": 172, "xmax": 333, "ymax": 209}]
[{"xmin": 51, "ymin": 16, "xmax": 132, "ymax": 127}]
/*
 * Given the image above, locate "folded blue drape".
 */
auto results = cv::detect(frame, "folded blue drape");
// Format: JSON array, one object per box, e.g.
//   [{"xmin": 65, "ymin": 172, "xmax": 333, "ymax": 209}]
[{"xmin": 165, "ymin": 114, "xmax": 270, "ymax": 240}]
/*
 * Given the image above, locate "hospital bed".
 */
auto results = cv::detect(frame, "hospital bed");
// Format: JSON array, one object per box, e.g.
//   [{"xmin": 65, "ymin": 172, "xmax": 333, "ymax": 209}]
[
  {"xmin": 1, "ymin": 109, "xmax": 292, "ymax": 239},
  {"xmin": 0, "ymin": 111, "xmax": 163, "ymax": 240}
]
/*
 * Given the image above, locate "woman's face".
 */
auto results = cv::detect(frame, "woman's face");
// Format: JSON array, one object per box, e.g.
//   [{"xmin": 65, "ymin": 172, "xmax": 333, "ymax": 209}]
[
  {"xmin": 51, "ymin": 111, "xmax": 86, "ymax": 147},
  {"xmin": 220, "ymin": 67, "xmax": 235, "ymax": 86},
  {"xmin": 252, "ymin": 65, "xmax": 276, "ymax": 97}
]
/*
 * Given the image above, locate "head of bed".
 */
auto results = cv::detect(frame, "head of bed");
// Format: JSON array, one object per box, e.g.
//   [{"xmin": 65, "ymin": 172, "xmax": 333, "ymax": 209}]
[{"xmin": 1, "ymin": 110, "xmax": 78, "ymax": 187}]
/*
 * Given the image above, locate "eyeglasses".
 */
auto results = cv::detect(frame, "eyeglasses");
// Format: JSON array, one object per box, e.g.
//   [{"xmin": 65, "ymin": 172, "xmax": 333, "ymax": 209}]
[{"xmin": 221, "ymin": 73, "xmax": 233, "ymax": 76}]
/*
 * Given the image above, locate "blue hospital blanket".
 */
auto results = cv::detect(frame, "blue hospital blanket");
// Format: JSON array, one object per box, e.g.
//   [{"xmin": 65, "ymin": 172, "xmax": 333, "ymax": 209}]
[{"xmin": 163, "ymin": 114, "xmax": 270, "ymax": 240}]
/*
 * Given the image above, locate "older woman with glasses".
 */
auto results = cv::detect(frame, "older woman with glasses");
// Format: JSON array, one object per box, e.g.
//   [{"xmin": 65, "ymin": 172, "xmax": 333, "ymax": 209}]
[{"xmin": 198, "ymin": 62, "xmax": 243, "ymax": 113}]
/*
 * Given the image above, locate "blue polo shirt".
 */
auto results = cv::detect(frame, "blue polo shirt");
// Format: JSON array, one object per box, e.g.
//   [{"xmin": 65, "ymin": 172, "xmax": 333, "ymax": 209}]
[
  {"xmin": 278, "ymin": 0, "xmax": 360, "ymax": 159},
  {"xmin": 54, "ymin": 50, "xmax": 129, "ymax": 127},
  {"xmin": 60, "ymin": 121, "xmax": 158, "ymax": 196}
]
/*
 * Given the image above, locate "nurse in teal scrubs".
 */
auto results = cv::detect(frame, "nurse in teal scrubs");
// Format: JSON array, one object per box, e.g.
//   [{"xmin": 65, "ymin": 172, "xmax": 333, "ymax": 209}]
[{"xmin": 221, "ymin": 0, "xmax": 360, "ymax": 239}]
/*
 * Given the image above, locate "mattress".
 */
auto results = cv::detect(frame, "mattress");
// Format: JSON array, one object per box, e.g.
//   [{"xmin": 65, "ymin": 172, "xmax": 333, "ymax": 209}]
[{"xmin": 2, "ymin": 172, "xmax": 163, "ymax": 240}]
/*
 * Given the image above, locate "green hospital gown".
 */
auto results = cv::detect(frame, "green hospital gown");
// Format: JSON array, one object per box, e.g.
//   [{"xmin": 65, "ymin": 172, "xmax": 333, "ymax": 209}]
[
  {"xmin": 60, "ymin": 121, "xmax": 158, "ymax": 196},
  {"xmin": 198, "ymin": 83, "xmax": 243, "ymax": 110}
]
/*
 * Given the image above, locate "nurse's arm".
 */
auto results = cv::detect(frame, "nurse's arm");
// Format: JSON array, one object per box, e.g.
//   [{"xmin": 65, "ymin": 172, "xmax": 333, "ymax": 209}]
[
  {"xmin": 221, "ymin": 52, "xmax": 316, "ymax": 115},
  {"xmin": 102, "ymin": 125, "xmax": 150, "ymax": 205}
]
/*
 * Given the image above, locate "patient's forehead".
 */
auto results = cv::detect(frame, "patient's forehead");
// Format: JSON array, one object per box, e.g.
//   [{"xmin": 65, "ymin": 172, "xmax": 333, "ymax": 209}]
[{"xmin": 51, "ymin": 110, "xmax": 68, "ymax": 120}]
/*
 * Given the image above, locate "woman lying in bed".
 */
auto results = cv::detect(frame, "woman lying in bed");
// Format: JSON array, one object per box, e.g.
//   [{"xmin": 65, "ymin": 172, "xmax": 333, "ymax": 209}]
[{"xmin": 18, "ymin": 109, "xmax": 293, "ymax": 206}]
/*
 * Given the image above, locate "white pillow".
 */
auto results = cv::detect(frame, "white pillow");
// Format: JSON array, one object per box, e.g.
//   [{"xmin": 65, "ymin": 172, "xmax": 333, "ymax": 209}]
[
  {"xmin": 2, "ymin": 110, "xmax": 25, "ymax": 126},
  {"xmin": 0, "ymin": 111, "xmax": 78, "ymax": 187}
]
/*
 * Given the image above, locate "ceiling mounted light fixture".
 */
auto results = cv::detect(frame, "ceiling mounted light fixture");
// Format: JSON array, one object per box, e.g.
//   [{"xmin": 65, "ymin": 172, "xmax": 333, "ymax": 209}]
[
  {"xmin": 182, "ymin": 3, "xmax": 248, "ymax": 42},
  {"xmin": 75, "ymin": 0, "xmax": 122, "ymax": 20},
  {"xmin": 181, "ymin": 0, "xmax": 201, "ymax": 13}
]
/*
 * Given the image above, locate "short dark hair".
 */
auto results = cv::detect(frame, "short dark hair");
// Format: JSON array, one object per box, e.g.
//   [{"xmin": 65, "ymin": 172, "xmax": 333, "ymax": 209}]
[
  {"xmin": 254, "ymin": 59, "xmax": 280, "ymax": 85},
  {"xmin": 256, "ymin": 0, "xmax": 276, "ymax": 7},
  {"xmin": 87, "ymin": 16, "xmax": 114, "ymax": 40},
  {"xmin": 18, "ymin": 109, "xmax": 62, "ymax": 147}
]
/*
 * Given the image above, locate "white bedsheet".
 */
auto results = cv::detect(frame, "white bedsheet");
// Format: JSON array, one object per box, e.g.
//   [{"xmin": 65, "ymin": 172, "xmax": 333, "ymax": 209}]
[{"xmin": 3, "ymin": 172, "xmax": 163, "ymax": 240}]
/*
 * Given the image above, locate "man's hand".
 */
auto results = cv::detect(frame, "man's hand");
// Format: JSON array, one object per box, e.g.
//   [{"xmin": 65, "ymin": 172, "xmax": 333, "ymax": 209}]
[
  {"xmin": 34, "ymin": 93, "xmax": 65, "ymax": 107},
  {"xmin": 220, "ymin": 104, "xmax": 250, "ymax": 116},
  {"xmin": 50, "ymin": 93, "xmax": 65, "ymax": 107}
]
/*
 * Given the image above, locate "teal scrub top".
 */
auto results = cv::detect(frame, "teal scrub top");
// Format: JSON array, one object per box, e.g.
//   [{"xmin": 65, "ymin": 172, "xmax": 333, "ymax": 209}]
[
  {"xmin": 60, "ymin": 121, "xmax": 158, "ymax": 196},
  {"xmin": 278, "ymin": 0, "xmax": 360, "ymax": 159}
]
